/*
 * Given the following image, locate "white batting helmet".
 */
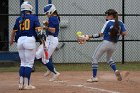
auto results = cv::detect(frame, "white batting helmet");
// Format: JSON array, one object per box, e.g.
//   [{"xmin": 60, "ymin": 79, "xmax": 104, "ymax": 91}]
[
  {"xmin": 44, "ymin": 4, "xmax": 56, "ymax": 15},
  {"xmin": 21, "ymin": 1, "xmax": 33, "ymax": 12}
]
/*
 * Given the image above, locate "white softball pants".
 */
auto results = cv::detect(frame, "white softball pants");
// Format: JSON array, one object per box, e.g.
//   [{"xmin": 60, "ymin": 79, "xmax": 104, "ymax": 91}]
[
  {"xmin": 17, "ymin": 36, "xmax": 36, "ymax": 68},
  {"xmin": 36, "ymin": 35, "xmax": 59, "ymax": 64}
]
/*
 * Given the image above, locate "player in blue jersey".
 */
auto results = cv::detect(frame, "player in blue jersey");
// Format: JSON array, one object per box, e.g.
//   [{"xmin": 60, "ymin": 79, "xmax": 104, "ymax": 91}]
[
  {"xmin": 83, "ymin": 9, "xmax": 128, "ymax": 82},
  {"xmin": 36, "ymin": 4, "xmax": 60, "ymax": 81},
  {"xmin": 10, "ymin": 1, "xmax": 41, "ymax": 89}
]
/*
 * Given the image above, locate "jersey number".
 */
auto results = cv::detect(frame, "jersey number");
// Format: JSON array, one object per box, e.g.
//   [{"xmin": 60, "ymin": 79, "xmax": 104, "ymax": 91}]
[{"xmin": 20, "ymin": 19, "xmax": 30, "ymax": 30}]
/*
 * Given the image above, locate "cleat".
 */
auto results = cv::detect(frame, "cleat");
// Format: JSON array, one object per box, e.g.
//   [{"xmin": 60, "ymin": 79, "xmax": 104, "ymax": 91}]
[
  {"xmin": 49, "ymin": 72, "xmax": 60, "ymax": 81},
  {"xmin": 115, "ymin": 70, "xmax": 122, "ymax": 81},
  {"xmin": 19, "ymin": 83, "xmax": 24, "ymax": 90},
  {"xmin": 44, "ymin": 70, "xmax": 51, "ymax": 77},
  {"xmin": 24, "ymin": 85, "xmax": 36, "ymax": 90},
  {"xmin": 87, "ymin": 77, "xmax": 98, "ymax": 82}
]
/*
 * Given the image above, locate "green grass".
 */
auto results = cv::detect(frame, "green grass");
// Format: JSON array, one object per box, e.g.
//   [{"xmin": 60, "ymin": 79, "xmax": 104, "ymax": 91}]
[{"xmin": 0, "ymin": 62, "xmax": 140, "ymax": 72}]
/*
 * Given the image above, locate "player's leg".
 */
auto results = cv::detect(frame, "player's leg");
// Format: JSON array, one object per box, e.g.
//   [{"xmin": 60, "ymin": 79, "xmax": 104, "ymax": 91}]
[
  {"xmin": 106, "ymin": 50, "xmax": 117, "ymax": 72},
  {"xmin": 44, "ymin": 56, "xmax": 52, "ymax": 77},
  {"xmin": 87, "ymin": 41, "xmax": 107, "ymax": 82},
  {"xmin": 106, "ymin": 43, "xmax": 122, "ymax": 81},
  {"xmin": 19, "ymin": 66, "xmax": 25, "ymax": 90},
  {"xmin": 23, "ymin": 48, "xmax": 36, "ymax": 89},
  {"xmin": 45, "ymin": 36, "xmax": 60, "ymax": 81},
  {"xmin": 23, "ymin": 37, "xmax": 36, "ymax": 89},
  {"xmin": 36, "ymin": 44, "xmax": 43, "ymax": 59},
  {"xmin": 17, "ymin": 38, "xmax": 26, "ymax": 89}
]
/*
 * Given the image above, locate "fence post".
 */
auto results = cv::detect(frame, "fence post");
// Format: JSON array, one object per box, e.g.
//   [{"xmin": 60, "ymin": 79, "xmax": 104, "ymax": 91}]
[
  {"xmin": 122, "ymin": 0, "xmax": 125, "ymax": 64},
  {"xmin": 35, "ymin": 0, "xmax": 38, "ymax": 16}
]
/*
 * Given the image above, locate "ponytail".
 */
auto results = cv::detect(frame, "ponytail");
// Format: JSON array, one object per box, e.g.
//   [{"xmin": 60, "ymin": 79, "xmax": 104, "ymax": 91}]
[
  {"xmin": 53, "ymin": 10, "xmax": 60, "ymax": 21},
  {"xmin": 114, "ymin": 13, "xmax": 119, "ymax": 30},
  {"xmin": 109, "ymin": 11, "xmax": 120, "ymax": 43}
]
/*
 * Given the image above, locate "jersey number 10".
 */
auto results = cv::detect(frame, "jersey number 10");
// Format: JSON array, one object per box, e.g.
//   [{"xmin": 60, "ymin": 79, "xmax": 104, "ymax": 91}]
[{"xmin": 20, "ymin": 19, "xmax": 30, "ymax": 30}]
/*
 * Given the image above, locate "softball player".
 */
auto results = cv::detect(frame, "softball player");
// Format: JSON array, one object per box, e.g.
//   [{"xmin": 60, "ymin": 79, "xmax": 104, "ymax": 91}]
[
  {"xmin": 10, "ymin": 1, "xmax": 41, "ymax": 89},
  {"xmin": 36, "ymin": 4, "xmax": 60, "ymax": 81},
  {"xmin": 85, "ymin": 9, "xmax": 128, "ymax": 82}
]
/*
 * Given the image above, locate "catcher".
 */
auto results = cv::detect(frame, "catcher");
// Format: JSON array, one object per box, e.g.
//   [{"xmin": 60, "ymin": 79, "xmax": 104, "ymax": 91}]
[{"xmin": 77, "ymin": 9, "xmax": 128, "ymax": 82}]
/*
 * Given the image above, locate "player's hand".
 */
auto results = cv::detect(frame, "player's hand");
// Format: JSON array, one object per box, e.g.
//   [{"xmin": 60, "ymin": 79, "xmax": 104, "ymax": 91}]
[
  {"xmin": 43, "ymin": 21, "xmax": 49, "ymax": 26},
  {"xmin": 84, "ymin": 35, "xmax": 90, "ymax": 40},
  {"xmin": 77, "ymin": 35, "xmax": 86, "ymax": 44},
  {"xmin": 43, "ymin": 26, "xmax": 48, "ymax": 30}
]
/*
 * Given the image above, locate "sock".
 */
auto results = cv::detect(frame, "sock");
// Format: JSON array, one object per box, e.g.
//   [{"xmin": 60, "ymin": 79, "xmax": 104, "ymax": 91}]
[
  {"xmin": 92, "ymin": 63, "xmax": 98, "ymax": 77},
  {"xmin": 92, "ymin": 68, "xmax": 97, "ymax": 77},
  {"xmin": 109, "ymin": 61, "xmax": 117, "ymax": 72},
  {"xmin": 19, "ymin": 66, "xmax": 25, "ymax": 77},
  {"xmin": 19, "ymin": 66, "xmax": 25, "ymax": 84},
  {"xmin": 45, "ymin": 57, "xmax": 56, "ymax": 74},
  {"xmin": 24, "ymin": 67, "xmax": 32, "ymax": 85}
]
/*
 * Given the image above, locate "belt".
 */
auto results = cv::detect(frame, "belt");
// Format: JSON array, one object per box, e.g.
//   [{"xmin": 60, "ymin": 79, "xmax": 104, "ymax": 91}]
[
  {"xmin": 20, "ymin": 35, "xmax": 34, "ymax": 37},
  {"xmin": 48, "ymin": 35, "xmax": 57, "ymax": 37}
]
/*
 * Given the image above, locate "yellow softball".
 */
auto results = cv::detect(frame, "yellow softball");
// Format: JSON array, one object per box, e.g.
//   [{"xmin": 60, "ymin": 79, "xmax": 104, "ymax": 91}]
[{"xmin": 76, "ymin": 31, "xmax": 83, "ymax": 37}]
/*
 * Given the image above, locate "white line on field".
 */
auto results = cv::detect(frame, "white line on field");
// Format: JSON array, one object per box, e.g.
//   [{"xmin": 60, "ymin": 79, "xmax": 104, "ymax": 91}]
[{"xmin": 69, "ymin": 84, "xmax": 120, "ymax": 93}]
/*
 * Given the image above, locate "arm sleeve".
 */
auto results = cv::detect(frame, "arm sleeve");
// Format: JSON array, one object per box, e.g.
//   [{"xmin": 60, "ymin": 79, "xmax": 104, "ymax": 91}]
[{"xmin": 120, "ymin": 22, "xmax": 126, "ymax": 32}]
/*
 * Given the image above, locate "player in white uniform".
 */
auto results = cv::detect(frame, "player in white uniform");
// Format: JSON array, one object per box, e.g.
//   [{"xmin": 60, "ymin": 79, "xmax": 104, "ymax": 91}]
[
  {"xmin": 84, "ymin": 9, "xmax": 128, "ymax": 82},
  {"xmin": 10, "ymin": 1, "xmax": 41, "ymax": 89},
  {"xmin": 36, "ymin": 4, "xmax": 60, "ymax": 81}
]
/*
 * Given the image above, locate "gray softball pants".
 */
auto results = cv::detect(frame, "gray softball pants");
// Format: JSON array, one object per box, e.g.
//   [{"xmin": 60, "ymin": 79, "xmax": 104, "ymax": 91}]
[{"xmin": 92, "ymin": 40, "xmax": 117, "ymax": 67}]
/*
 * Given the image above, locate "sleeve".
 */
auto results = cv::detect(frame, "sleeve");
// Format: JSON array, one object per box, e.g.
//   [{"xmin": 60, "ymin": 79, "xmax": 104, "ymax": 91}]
[
  {"xmin": 120, "ymin": 22, "xmax": 126, "ymax": 32},
  {"xmin": 13, "ymin": 19, "xmax": 18, "ymax": 31},
  {"xmin": 101, "ymin": 21, "xmax": 109, "ymax": 34},
  {"xmin": 48, "ymin": 17, "xmax": 59, "ymax": 28}
]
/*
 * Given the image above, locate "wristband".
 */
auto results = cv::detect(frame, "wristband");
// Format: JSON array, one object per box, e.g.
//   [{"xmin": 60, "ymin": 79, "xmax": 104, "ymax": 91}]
[{"xmin": 92, "ymin": 34, "xmax": 100, "ymax": 38}]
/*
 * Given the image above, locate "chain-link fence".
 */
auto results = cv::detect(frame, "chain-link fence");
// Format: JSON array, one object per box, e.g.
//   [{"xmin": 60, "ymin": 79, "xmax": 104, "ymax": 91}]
[{"xmin": 0, "ymin": 0, "xmax": 140, "ymax": 63}]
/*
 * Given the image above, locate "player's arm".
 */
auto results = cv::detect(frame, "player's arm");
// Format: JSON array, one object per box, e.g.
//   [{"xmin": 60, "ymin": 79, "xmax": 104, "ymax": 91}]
[
  {"xmin": 45, "ymin": 18, "xmax": 59, "ymax": 33},
  {"xmin": 121, "ymin": 31, "xmax": 128, "ymax": 36},
  {"xmin": 86, "ymin": 21, "xmax": 109, "ymax": 40},
  {"xmin": 10, "ymin": 19, "xmax": 18, "ymax": 45},
  {"xmin": 10, "ymin": 30, "xmax": 17, "ymax": 45},
  {"xmin": 42, "ymin": 22, "xmax": 56, "ymax": 33},
  {"xmin": 120, "ymin": 22, "xmax": 128, "ymax": 36},
  {"xmin": 44, "ymin": 27, "xmax": 55, "ymax": 33},
  {"xmin": 88, "ymin": 33, "xmax": 103, "ymax": 39}
]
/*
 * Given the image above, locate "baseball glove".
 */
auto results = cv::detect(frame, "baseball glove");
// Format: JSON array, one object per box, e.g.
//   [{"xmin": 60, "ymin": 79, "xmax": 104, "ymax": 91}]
[{"xmin": 77, "ymin": 35, "xmax": 89, "ymax": 44}]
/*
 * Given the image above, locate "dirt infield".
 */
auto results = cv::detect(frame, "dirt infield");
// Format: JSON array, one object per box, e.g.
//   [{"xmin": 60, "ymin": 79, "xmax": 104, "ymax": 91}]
[{"xmin": 0, "ymin": 71, "xmax": 140, "ymax": 93}]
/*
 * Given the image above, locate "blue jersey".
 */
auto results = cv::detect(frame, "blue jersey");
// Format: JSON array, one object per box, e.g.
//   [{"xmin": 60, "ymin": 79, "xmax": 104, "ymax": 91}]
[
  {"xmin": 101, "ymin": 20, "xmax": 126, "ymax": 42},
  {"xmin": 13, "ymin": 14, "xmax": 40, "ymax": 38},
  {"xmin": 46, "ymin": 16, "xmax": 60, "ymax": 37}
]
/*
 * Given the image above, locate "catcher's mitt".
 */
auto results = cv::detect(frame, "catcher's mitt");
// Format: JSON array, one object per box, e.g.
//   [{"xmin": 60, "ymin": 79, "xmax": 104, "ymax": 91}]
[
  {"xmin": 76, "ymin": 31, "xmax": 89, "ymax": 44},
  {"xmin": 77, "ymin": 35, "xmax": 89, "ymax": 44},
  {"xmin": 77, "ymin": 35, "xmax": 86, "ymax": 44}
]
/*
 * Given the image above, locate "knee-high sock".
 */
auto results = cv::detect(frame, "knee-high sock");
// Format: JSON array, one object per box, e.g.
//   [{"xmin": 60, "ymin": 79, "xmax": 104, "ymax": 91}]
[
  {"xmin": 24, "ymin": 67, "xmax": 32, "ymax": 85},
  {"xmin": 109, "ymin": 61, "xmax": 117, "ymax": 72},
  {"xmin": 92, "ymin": 63, "xmax": 98, "ymax": 77},
  {"xmin": 19, "ymin": 66, "xmax": 25, "ymax": 77},
  {"xmin": 45, "ymin": 57, "xmax": 56, "ymax": 74},
  {"xmin": 19, "ymin": 66, "xmax": 25, "ymax": 84}
]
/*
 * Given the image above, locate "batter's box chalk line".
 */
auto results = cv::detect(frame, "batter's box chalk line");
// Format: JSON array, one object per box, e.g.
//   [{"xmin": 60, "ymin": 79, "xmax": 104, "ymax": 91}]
[{"xmin": 69, "ymin": 84, "xmax": 120, "ymax": 93}]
